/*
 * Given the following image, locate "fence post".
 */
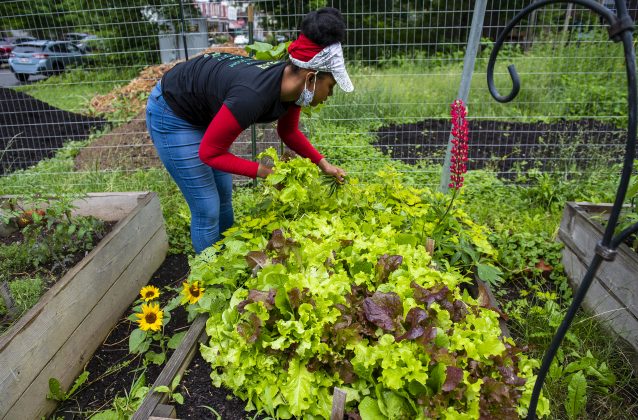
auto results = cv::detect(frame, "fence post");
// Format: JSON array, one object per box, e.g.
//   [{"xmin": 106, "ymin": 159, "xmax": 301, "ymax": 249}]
[
  {"xmin": 178, "ymin": 0, "xmax": 189, "ymax": 61},
  {"xmin": 439, "ymin": 0, "xmax": 488, "ymax": 192}
]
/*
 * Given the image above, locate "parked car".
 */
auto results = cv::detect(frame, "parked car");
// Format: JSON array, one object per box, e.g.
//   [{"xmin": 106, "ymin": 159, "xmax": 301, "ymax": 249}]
[
  {"xmin": 0, "ymin": 36, "xmax": 37, "ymax": 63},
  {"xmin": 8, "ymin": 40, "xmax": 85, "ymax": 83},
  {"xmin": 63, "ymin": 32, "xmax": 99, "ymax": 52}
]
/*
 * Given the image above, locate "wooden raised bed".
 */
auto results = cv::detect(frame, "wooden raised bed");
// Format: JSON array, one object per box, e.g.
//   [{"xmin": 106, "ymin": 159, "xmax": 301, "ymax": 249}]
[
  {"xmin": 0, "ymin": 192, "xmax": 169, "ymax": 420},
  {"xmin": 558, "ymin": 202, "xmax": 638, "ymax": 356}
]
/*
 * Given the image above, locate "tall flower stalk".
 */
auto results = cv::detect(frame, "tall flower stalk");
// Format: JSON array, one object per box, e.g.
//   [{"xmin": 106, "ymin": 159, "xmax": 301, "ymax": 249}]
[{"xmin": 437, "ymin": 99, "xmax": 469, "ymax": 227}]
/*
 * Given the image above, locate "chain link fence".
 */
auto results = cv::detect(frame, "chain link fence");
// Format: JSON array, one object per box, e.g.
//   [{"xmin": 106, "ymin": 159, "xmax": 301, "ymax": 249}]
[{"xmin": 0, "ymin": 1, "xmax": 636, "ymax": 192}]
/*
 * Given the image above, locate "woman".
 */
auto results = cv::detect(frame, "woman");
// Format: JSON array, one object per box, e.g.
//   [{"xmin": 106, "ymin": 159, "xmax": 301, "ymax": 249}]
[{"xmin": 146, "ymin": 7, "xmax": 354, "ymax": 253}]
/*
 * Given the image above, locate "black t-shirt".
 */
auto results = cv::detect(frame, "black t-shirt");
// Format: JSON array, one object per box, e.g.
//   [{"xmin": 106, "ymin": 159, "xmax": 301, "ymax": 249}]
[{"xmin": 161, "ymin": 53, "xmax": 290, "ymax": 128}]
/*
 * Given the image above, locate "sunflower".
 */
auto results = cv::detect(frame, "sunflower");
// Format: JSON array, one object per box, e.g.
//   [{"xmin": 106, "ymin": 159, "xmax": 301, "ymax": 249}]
[
  {"xmin": 135, "ymin": 302, "xmax": 163, "ymax": 331},
  {"xmin": 139, "ymin": 285, "xmax": 160, "ymax": 302},
  {"xmin": 181, "ymin": 281, "xmax": 205, "ymax": 305}
]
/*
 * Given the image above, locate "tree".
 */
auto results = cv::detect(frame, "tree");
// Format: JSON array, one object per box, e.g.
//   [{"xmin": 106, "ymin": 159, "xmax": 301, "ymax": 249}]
[
  {"xmin": 0, "ymin": 0, "xmax": 200, "ymax": 67},
  {"xmin": 254, "ymin": 0, "xmax": 537, "ymax": 63}
]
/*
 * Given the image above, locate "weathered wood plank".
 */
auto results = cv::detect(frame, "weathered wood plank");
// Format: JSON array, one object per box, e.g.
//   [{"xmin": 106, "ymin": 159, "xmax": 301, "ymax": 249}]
[
  {"xmin": 330, "ymin": 387, "xmax": 347, "ymax": 420},
  {"xmin": 559, "ymin": 202, "xmax": 638, "ymax": 356},
  {"xmin": 562, "ymin": 246, "xmax": 638, "ymax": 351},
  {"xmin": 4, "ymin": 225, "xmax": 168, "ymax": 419},
  {"xmin": 559, "ymin": 202, "xmax": 638, "ymax": 319},
  {"xmin": 133, "ymin": 314, "xmax": 207, "ymax": 420},
  {"xmin": 152, "ymin": 403, "xmax": 177, "ymax": 418},
  {"xmin": 0, "ymin": 193, "xmax": 165, "ymax": 418},
  {"xmin": 70, "ymin": 192, "xmax": 152, "ymax": 221}
]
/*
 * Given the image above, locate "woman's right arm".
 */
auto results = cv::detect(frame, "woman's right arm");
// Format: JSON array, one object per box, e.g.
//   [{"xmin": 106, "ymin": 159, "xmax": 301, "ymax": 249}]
[{"xmin": 199, "ymin": 104, "xmax": 270, "ymax": 178}]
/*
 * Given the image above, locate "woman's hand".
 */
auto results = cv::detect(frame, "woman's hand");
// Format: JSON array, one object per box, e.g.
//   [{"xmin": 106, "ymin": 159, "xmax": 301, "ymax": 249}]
[
  {"xmin": 318, "ymin": 158, "xmax": 346, "ymax": 183},
  {"xmin": 257, "ymin": 163, "xmax": 273, "ymax": 178}
]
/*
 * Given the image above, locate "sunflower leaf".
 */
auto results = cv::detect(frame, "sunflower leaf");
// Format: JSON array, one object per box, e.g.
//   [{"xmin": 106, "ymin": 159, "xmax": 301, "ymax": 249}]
[
  {"xmin": 145, "ymin": 351, "xmax": 166, "ymax": 365},
  {"xmin": 129, "ymin": 329, "xmax": 149, "ymax": 354},
  {"xmin": 168, "ymin": 331, "xmax": 186, "ymax": 350}
]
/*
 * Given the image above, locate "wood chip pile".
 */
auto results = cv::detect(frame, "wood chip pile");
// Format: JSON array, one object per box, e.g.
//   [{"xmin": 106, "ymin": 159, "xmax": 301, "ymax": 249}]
[{"xmin": 90, "ymin": 44, "xmax": 249, "ymax": 117}]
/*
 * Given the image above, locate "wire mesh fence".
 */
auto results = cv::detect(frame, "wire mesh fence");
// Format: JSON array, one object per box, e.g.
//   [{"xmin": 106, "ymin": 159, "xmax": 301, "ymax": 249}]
[{"xmin": 0, "ymin": 0, "xmax": 636, "ymax": 193}]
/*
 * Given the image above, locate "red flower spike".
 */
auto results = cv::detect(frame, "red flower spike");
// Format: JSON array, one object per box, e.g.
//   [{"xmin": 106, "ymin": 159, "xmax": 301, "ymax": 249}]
[{"xmin": 449, "ymin": 99, "xmax": 469, "ymax": 190}]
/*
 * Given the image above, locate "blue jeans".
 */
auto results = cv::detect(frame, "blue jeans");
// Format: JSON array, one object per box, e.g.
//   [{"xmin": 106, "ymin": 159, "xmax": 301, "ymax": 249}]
[{"xmin": 146, "ymin": 81, "xmax": 233, "ymax": 253}]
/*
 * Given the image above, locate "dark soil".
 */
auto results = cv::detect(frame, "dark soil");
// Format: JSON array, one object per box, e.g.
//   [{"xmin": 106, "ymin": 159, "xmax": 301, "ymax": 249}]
[
  {"xmin": 374, "ymin": 118, "xmax": 628, "ymax": 176},
  {"xmin": 176, "ymin": 353, "xmax": 267, "ymax": 420},
  {"xmin": 0, "ymin": 87, "xmax": 106, "ymax": 175}
]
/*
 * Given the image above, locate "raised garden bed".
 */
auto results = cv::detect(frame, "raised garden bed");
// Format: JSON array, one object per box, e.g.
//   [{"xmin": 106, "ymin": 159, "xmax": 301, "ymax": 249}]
[
  {"xmin": 0, "ymin": 192, "xmax": 168, "ymax": 420},
  {"xmin": 558, "ymin": 202, "xmax": 638, "ymax": 357}
]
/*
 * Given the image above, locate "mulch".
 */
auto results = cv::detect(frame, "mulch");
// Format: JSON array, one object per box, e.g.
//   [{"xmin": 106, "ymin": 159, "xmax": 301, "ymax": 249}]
[{"xmin": 0, "ymin": 87, "xmax": 106, "ymax": 175}]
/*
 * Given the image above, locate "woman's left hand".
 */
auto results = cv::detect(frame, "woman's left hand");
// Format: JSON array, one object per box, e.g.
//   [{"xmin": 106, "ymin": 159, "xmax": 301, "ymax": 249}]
[{"xmin": 318, "ymin": 158, "xmax": 346, "ymax": 184}]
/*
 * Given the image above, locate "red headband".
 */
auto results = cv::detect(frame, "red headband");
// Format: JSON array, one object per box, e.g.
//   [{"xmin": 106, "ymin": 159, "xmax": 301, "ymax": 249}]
[{"xmin": 287, "ymin": 33, "xmax": 324, "ymax": 62}]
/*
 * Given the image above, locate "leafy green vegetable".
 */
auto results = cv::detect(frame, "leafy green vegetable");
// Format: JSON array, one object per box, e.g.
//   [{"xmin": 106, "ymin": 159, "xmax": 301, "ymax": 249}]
[
  {"xmin": 565, "ymin": 371, "xmax": 588, "ymax": 419},
  {"xmin": 189, "ymin": 150, "xmax": 549, "ymax": 418}
]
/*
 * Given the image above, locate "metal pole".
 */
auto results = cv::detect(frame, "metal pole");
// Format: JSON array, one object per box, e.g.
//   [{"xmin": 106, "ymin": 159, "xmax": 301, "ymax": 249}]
[
  {"xmin": 178, "ymin": 0, "xmax": 189, "ymax": 60},
  {"xmin": 439, "ymin": 0, "xmax": 488, "ymax": 192},
  {"xmin": 248, "ymin": 4, "xmax": 257, "ymax": 187}
]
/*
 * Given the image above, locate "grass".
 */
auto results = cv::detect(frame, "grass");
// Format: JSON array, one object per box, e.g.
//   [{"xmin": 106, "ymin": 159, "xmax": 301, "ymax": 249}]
[
  {"xmin": 13, "ymin": 67, "xmax": 140, "ymax": 115},
  {"xmin": 320, "ymin": 33, "xmax": 627, "ymax": 127}
]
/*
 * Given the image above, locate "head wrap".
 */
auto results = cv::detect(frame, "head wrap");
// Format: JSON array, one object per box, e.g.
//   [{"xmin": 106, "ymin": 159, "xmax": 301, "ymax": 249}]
[{"xmin": 288, "ymin": 33, "xmax": 354, "ymax": 92}]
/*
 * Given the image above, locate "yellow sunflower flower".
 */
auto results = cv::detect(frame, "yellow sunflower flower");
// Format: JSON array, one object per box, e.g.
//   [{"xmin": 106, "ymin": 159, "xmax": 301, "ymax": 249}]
[
  {"xmin": 135, "ymin": 302, "xmax": 163, "ymax": 331},
  {"xmin": 181, "ymin": 281, "xmax": 205, "ymax": 305},
  {"xmin": 139, "ymin": 285, "xmax": 160, "ymax": 302}
]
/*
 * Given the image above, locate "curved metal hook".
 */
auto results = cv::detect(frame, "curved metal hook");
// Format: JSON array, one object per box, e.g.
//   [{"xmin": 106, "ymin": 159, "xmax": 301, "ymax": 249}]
[
  {"xmin": 487, "ymin": 63, "xmax": 520, "ymax": 103},
  {"xmin": 487, "ymin": 0, "xmax": 617, "ymax": 103}
]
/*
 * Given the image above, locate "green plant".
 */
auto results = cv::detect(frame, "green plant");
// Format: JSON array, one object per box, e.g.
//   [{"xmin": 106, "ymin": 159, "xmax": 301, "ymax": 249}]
[
  {"xmin": 47, "ymin": 371, "xmax": 89, "ymax": 402},
  {"xmin": 3, "ymin": 195, "xmax": 107, "ymax": 269},
  {"xmin": 616, "ymin": 164, "xmax": 638, "ymax": 251},
  {"xmin": 245, "ymin": 41, "xmax": 290, "ymax": 61},
  {"xmin": 89, "ymin": 372, "xmax": 149, "ymax": 420},
  {"xmin": 7, "ymin": 277, "xmax": 44, "ymax": 313},
  {"xmin": 199, "ymin": 405, "xmax": 222, "ymax": 419},
  {"xmin": 0, "ymin": 242, "xmax": 34, "ymax": 282},
  {"xmin": 153, "ymin": 374, "xmax": 184, "ymax": 405}
]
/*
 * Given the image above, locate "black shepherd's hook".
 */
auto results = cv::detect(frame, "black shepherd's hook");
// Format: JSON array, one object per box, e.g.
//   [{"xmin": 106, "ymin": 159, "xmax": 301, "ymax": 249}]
[{"xmin": 486, "ymin": 1, "xmax": 637, "ymax": 419}]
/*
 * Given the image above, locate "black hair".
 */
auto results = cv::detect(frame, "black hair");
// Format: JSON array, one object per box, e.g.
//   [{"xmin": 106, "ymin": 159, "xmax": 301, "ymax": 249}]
[{"xmin": 300, "ymin": 7, "xmax": 346, "ymax": 47}]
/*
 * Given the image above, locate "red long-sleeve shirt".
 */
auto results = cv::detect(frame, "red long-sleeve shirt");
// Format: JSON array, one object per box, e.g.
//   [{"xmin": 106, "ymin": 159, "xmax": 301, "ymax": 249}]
[{"xmin": 198, "ymin": 104, "xmax": 323, "ymax": 178}]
